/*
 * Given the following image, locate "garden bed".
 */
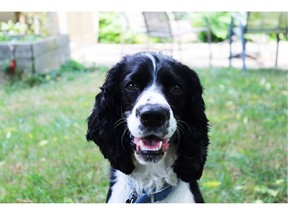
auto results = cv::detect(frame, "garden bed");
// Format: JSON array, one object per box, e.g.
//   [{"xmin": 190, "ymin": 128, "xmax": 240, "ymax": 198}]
[{"xmin": 0, "ymin": 34, "xmax": 70, "ymax": 74}]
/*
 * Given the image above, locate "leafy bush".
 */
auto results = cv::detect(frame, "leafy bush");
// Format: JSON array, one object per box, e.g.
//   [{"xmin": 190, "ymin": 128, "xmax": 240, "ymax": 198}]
[
  {"xmin": 98, "ymin": 12, "xmax": 147, "ymax": 44},
  {"xmin": 189, "ymin": 12, "xmax": 232, "ymax": 42},
  {"xmin": 98, "ymin": 12, "xmax": 232, "ymax": 44},
  {"xmin": 2, "ymin": 60, "xmax": 100, "ymax": 89},
  {"xmin": 0, "ymin": 32, "xmax": 12, "ymax": 42},
  {"xmin": 0, "ymin": 20, "xmax": 28, "ymax": 36},
  {"xmin": 0, "ymin": 13, "xmax": 49, "ymax": 42},
  {"xmin": 98, "ymin": 12, "xmax": 122, "ymax": 43}
]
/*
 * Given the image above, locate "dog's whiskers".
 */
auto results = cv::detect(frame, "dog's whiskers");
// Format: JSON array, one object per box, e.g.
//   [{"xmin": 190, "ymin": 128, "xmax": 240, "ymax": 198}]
[
  {"xmin": 113, "ymin": 118, "xmax": 126, "ymax": 130},
  {"xmin": 121, "ymin": 127, "xmax": 130, "ymax": 152},
  {"xmin": 177, "ymin": 120, "xmax": 192, "ymax": 132},
  {"xmin": 174, "ymin": 128, "xmax": 181, "ymax": 146},
  {"xmin": 176, "ymin": 120, "xmax": 191, "ymax": 144}
]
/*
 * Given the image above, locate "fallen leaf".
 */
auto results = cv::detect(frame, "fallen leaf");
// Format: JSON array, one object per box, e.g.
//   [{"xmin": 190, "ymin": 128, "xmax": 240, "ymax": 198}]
[
  {"xmin": 243, "ymin": 117, "xmax": 249, "ymax": 125},
  {"xmin": 0, "ymin": 161, "xmax": 4, "ymax": 167},
  {"xmin": 266, "ymin": 189, "xmax": 279, "ymax": 197},
  {"xmin": 275, "ymin": 179, "xmax": 284, "ymax": 185},
  {"xmin": 63, "ymin": 197, "xmax": 74, "ymax": 203},
  {"xmin": 203, "ymin": 181, "xmax": 221, "ymax": 188},
  {"xmin": 16, "ymin": 199, "xmax": 33, "ymax": 203},
  {"xmin": 235, "ymin": 185, "xmax": 244, "ymax": 190},
  {"xmin": 6, "ymin": 131, "xmax": 11, "ymax": 139},
  {"xmin": 265, "ymin": 82, "xmax": 271, "ymax": 91},
  {"xmin": 259, "ymin": 78, "xmax": 266, "ymax": 86},
  {"xmin": 219, "ymin": 84, "xmax": 225, "ymax": 90},
  {"xmin": 280, "ymin": 90, "xmax": 288, "ymax": 96},
  {"xmin": 0, "ymin": 187, "xmax": 6, "ymax": 199},
  {"xmin": 40, "ymin": 157, "xmax": 47, "ymax": 162},
  {"xmin": 87, "ymin": 171, "xmax": 94, "ymax": 180},
  {"xmin": 254, "ymin": 185, "xmax": 279, "ymax": 197},
  {"xmin": 28, "ymin": 133, "xmax": 34, "ymax": 139},
  {"xmin": 39, "ymin": 140, "xmax": 48, "ymax": 147}
]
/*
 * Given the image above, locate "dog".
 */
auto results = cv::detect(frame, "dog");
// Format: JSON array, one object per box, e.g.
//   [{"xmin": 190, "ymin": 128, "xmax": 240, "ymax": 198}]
[{"xmin": 86, "ymin": 52, "xmax": 209, "ymax": 203}]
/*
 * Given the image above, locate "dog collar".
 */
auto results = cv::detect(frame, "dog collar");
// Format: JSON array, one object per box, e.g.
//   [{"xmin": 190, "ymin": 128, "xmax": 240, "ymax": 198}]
[{"xmin": 126, "ymin": 184, "xmax": 175, "ymax": 203}]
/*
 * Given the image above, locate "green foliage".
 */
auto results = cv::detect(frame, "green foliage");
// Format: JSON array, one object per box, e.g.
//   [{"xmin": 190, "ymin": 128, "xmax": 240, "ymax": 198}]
[
  {"xmin": 98, "ymin": 12, "xmax": 122, "ymax": 43},
  {"xmin": 97, "ymin": 12, "xmax": 232, "ymax": 44},
  {"xmin": 0, "ymin": 20, "xmax": 28, "ymax": 36},
  {"xmin": 0, "ymin": 32, "xmax": 10, "ymax": 41},
  {"xmin": 24, "ymin": 12, "xmax": 49, "ymax": 37},
  {"xmin": 0, "ymin": 12, "xmax": 49, "ymax": 42},
  {"xmin": 190, "ymin": 12, "xmax": 232, "ymax": 42},
  {"xmin": 2, "ymin": 60, "xmax": 100, "ymax": 90},
  {"xmin": 98, "ymin": 12, "xmax": 147, "ymax": 44}
]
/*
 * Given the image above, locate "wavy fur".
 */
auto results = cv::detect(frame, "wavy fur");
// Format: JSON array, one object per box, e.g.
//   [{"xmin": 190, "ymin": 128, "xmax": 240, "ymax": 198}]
[{"xmin": 86, "ymin": 52, "xmax": 209, "ymax": 203}]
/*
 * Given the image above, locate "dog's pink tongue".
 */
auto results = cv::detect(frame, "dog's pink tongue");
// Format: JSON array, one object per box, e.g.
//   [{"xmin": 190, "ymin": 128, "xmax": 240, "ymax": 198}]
[
  {"xmin": 134, "ymin": 137, "xmax": 170, "ymax": 151},
  {"xmin": 141, "ymin": 137, "xmax": 161, "ymax": 146}
]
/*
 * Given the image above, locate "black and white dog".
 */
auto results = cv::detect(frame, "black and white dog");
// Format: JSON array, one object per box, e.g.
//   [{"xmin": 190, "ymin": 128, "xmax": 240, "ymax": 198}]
[{"xmin": 86, "ymin": 52, "xmax": 209, "ymax": 203}]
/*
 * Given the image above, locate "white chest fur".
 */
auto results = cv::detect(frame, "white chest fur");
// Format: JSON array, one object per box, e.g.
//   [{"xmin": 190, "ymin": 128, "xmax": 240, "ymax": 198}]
[
  {"xmin": 107, "ymin": 148, "xmax": 195, "ymax": 203},
  {"xmin": 108, "ymin": 170, "xmax": 195, "ymax": 203}
]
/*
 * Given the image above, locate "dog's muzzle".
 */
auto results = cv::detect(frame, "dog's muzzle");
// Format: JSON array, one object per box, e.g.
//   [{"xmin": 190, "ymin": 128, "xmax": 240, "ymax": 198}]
[
  {"xmin": 136, "ymin": 104, "xmax": 170, "ymax": 128},
  {"xmin": 130, "ymin": 104, "xmax": 172, "ymax": 164},
  {"xmin": 130, "ymin": 135, "xmax": 171, "ymax": 164}
]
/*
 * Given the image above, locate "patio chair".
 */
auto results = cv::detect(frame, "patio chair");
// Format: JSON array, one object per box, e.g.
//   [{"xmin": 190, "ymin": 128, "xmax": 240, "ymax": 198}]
[
  {"xmin": 120, "ymin": 12, "xmax": 146, "ymax": 55},
  {"xmin": 228, "ymin": 12, "xmax": 288, "ymax": 72},
  {"xmin": 142, "ymin": 12, "xmax": 212, "ymax": 62}
]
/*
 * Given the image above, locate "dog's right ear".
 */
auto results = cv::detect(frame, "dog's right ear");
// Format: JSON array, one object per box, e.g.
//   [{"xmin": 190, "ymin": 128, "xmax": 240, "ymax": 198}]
[
  {"xmin": 172, "ymin": 64, "xmax": 210, "ymax": 182},
  {"xmin": 86, "ymin": 62, "xmax": 135, "ymax": 174}
]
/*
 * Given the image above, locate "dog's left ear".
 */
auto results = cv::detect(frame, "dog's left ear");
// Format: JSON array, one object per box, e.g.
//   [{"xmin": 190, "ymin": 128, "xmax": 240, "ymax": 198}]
[
  {"xmin": 173, "ymin": 65, "xmax": 210, "ymax": 182},
  {"xmin": 86, "ymin": 62, "xmax": 135, "ymax": 174}
]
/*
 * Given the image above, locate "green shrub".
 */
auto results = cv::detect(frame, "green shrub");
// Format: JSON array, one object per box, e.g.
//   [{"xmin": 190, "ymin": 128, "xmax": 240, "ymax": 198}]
[
  {"xmin": 190, "ymin": 12, "xmax": 232, "ymax": 42},
  {"xmin": 98, "ymin": 12, "xmax": 122, "ymax": 43},
  {"xmin": 98, "ymin": 12, "xmax": 147, "ymax": 44},
  {"xmin": 2, "ymin": 60, "xmax": 100, "ymax": 89},
  {"xmin": 97, "ymin": 12, "xmax": 232, "ymax": 44},
  {"xmin": 0, "ymin": 32, "xmax": 11, "ymax": 41}
]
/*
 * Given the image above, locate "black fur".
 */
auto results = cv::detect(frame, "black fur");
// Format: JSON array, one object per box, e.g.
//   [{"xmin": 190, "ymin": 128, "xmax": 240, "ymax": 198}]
[
  {"xmin": 86, "ymin": 62, "xmax": 135, "ymax": 174},
  {"xmin": 86, "ymin": 52, "xmax": 209, "ymax": 200}
]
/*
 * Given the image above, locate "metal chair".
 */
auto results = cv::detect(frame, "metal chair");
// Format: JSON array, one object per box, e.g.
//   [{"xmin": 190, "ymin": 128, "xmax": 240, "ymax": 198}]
[
  {"xmin": 120, "ymin": 12, "xmax": 146, "ymax": 55},
  {"xmin": 228, "ymin": 12, "xmax": 288, "ymax": 72},
  {"xmin": 142, "ymin": 12, "xmax": 212, "ymax": 62}
]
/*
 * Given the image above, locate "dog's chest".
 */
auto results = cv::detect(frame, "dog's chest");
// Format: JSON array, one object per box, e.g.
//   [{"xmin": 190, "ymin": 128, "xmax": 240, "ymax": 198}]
[{"xmin": 108, "ymin": 170, "xmax": 195, "ymax": 203}]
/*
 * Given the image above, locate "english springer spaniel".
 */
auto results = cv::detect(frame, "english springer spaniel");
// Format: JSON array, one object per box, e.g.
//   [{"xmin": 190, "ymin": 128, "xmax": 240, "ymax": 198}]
[{"xmin": 86, "ymin": 52, "xmax": 209, "ymax": 203}]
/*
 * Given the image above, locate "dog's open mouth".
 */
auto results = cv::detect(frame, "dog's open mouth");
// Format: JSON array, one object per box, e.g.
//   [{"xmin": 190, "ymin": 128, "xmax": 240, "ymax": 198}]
[{"xmin": 131, "ymin": 135, "xmax": 170, "ymax": 163}]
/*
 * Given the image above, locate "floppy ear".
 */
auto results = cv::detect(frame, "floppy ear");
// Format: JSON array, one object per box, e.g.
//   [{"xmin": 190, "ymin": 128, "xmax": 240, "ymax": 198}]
[
  {"xmin": 86, "ymin": 63, "xmax": 135, "ymax": 174},
  {"xmin": 173, "ymin": 65, "xmax": 209, "ymax": 182}
]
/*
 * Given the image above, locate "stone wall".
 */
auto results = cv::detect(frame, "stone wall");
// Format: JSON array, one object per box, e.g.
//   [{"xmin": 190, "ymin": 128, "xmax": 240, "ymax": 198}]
[{"xmin": 0, "ymin": 34, "xmax": 70, "ymax": 74}]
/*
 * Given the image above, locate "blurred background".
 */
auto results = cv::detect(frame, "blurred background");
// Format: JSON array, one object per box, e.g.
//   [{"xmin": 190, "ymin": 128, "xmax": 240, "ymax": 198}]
[
  {"xmin": 0, "ymin": 11, "xmax": 287, "ymax": 203},
  {"xmin": 0, "ymin": 12, "xmax": 287, "ymax": 70}
]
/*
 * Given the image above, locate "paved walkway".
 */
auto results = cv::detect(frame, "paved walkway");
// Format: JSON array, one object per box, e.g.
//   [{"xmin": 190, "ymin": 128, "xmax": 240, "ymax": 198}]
[{"xmin": 71, "ymin": 41, "xmax": 288, "ymax": 71}]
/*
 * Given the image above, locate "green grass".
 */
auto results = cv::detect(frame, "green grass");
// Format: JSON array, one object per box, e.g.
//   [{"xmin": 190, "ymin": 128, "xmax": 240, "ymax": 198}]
[
  {"xmin": 0, "ymin": 67, "xmax": 287, "ymax": 203},
  {"xmin": 200, "ymin": 68, "xmax": 287, "ymax": 203}
]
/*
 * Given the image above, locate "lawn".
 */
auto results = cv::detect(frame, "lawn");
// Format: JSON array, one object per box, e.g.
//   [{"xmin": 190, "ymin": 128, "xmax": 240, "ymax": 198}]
[{"xmin": 0, "ymin": 66, "xmax": 287, "ymax": 203}]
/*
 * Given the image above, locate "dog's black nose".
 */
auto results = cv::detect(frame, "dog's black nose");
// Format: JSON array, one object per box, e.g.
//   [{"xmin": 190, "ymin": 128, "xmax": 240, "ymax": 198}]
[{"xmin": 137, "ymin": 105, "xmax": 170, "ymax": 127}]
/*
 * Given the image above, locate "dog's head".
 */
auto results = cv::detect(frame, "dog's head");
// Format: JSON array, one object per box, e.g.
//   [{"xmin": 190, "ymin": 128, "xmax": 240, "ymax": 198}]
[{"xmin": 86, "ymin": 52, "xmax": 209, "ymax": 182}]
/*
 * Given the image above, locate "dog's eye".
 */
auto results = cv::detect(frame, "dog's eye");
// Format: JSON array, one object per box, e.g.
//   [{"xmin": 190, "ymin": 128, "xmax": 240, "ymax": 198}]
[
  {"xmin": 126, "ymin": 82, "xmax": 139, "ymax": 91},
  {"xmin": 170, "ymin": 84, "xmax": 182, "ymax": 95}
]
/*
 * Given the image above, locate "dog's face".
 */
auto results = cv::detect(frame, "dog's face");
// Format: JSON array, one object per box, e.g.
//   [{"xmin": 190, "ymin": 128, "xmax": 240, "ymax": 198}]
[
  {"xmin": 87, "ymin": 52, "xmax": 209, "ymax": 182},
  {"xmin": 121, "ymin": 53, "xmax": 188, "ymax": 164}
]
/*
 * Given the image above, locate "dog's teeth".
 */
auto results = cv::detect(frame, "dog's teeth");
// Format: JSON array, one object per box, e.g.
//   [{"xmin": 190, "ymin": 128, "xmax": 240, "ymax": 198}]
[{"xmin": 138, "ymin": 139, "xmax": 164, "ymax": 151}]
